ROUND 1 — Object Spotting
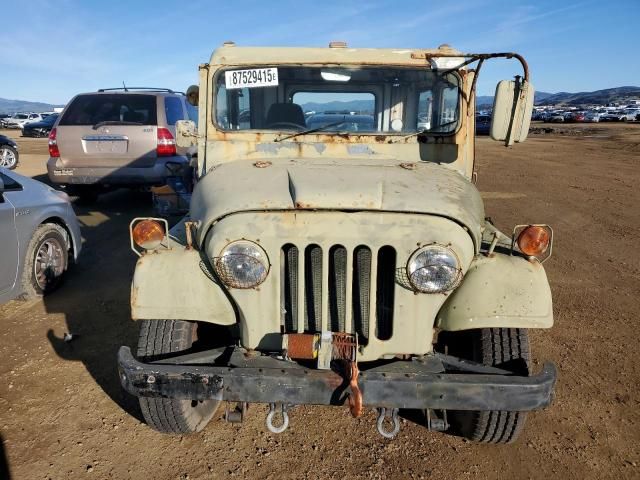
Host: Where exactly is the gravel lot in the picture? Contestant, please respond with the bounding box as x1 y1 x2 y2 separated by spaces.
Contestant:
0 123 639 479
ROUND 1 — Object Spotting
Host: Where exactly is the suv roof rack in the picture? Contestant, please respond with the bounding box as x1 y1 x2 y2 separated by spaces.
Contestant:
97 87 184 94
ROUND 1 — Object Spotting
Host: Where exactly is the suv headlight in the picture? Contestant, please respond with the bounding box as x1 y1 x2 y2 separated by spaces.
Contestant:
214 240 269 289
407 245 462 293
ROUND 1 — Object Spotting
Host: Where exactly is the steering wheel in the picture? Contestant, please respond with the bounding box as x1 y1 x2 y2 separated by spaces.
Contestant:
266 122 305 131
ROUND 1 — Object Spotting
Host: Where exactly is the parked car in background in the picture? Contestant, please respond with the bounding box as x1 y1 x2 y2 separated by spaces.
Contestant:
0 134 19 169
475 114 491 135
22 114 59 138
4 113 43 129
622 109 640 121
0 168 81 303
47 88 198 201
549 112 565 123
584 111 606 122
600 110 627 122
562 112 585 123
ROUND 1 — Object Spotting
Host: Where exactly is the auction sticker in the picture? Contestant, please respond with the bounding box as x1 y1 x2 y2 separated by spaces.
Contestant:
225 68 278 89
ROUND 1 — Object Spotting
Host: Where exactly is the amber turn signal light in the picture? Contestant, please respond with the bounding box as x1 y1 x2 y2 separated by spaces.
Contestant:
517 225 551 257
132 220 165 250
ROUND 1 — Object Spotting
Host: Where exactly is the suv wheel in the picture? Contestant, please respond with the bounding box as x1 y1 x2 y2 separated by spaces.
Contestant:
21 223 70 299
438 328 530 444
0 145 19 169
137 320 220 434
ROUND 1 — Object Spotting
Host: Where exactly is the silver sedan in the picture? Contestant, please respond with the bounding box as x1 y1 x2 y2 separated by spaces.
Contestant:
0 168 82 303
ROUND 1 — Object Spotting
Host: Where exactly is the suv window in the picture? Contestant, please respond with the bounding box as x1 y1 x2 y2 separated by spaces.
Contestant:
59 94 158 126
164 96 184 125
186 102 198 122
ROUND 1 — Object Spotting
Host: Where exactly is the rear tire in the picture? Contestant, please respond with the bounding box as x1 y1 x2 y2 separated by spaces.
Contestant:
439 328 530 444
137 320 220 434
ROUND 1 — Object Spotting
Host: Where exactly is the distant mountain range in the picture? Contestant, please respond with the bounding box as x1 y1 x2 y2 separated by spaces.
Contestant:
477 86 640 107
3 86 639 115
477 92 553 107
0 97 64 114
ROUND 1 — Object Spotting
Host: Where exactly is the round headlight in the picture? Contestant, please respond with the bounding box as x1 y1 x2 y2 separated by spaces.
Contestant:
407 245 461 293
214 240 269 289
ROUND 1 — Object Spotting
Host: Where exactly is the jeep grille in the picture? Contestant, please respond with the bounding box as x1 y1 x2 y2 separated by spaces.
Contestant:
281 244 396 344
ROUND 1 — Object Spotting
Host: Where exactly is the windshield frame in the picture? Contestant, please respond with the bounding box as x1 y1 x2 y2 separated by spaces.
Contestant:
210 64 463 138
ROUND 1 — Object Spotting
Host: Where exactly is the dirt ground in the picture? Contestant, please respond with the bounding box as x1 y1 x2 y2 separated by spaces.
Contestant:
0 123 639 480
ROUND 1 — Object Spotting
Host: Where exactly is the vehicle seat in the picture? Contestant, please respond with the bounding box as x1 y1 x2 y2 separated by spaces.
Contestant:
265 103 305 128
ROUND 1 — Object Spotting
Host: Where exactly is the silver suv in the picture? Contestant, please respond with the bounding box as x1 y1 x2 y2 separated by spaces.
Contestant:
47 88 197 201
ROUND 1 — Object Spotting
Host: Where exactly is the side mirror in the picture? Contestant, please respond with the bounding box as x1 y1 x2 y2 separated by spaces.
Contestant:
175 120 197 148
186 85 199 107
490 79 534 146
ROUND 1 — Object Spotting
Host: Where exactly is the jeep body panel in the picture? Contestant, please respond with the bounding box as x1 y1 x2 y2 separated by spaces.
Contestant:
130 219 235 324
436 254 554 331
190 158 484 249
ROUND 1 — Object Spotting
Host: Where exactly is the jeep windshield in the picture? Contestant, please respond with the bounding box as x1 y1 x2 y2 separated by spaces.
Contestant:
214 66 461 135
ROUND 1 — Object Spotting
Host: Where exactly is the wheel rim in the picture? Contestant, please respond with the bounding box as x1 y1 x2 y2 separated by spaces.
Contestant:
34 238 65 290
0 147 17 168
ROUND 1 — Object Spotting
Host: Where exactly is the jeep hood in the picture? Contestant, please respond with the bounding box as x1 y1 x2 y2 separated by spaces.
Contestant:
191 158 484 248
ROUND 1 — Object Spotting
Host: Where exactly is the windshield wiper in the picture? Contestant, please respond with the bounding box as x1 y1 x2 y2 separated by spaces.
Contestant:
92 120 144 130
274 119 349 142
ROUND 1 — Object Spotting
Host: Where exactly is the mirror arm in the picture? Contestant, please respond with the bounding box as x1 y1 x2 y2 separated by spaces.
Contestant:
468 58 485 117
426 52 529 83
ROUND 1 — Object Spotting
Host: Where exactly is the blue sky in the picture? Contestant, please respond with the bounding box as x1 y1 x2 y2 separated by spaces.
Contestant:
1 0 638 104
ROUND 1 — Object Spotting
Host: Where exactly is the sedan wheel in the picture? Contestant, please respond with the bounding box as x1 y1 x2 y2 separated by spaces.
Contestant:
0 145 18 169
20 223 70 298
34 238 66 291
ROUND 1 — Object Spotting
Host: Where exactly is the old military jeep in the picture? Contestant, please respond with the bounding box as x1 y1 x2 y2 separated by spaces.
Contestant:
118 43 556 443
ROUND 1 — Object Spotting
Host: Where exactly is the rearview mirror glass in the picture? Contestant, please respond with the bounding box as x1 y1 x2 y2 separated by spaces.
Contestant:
490 79 534 145
186 85 199 107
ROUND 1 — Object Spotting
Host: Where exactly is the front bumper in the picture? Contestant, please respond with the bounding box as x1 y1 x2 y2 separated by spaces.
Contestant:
118 346 556 411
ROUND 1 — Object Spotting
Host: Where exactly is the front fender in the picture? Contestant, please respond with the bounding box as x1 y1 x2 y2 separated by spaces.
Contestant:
131 248 236 325
436 253 553 330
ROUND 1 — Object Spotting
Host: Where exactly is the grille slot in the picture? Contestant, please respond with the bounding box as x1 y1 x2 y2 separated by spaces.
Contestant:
281 244 299 332
328 245 347 332
352 246 372 344
281 244 394 344
375 246 396 340
304 245 323 332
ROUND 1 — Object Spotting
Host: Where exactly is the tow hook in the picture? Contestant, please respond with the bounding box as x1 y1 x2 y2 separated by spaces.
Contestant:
376 407 400 439
266 403 290 434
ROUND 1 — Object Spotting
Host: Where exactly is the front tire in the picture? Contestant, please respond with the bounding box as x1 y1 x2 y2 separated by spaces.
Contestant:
20 223 70 299
438 328 530 444
137 320 220 434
